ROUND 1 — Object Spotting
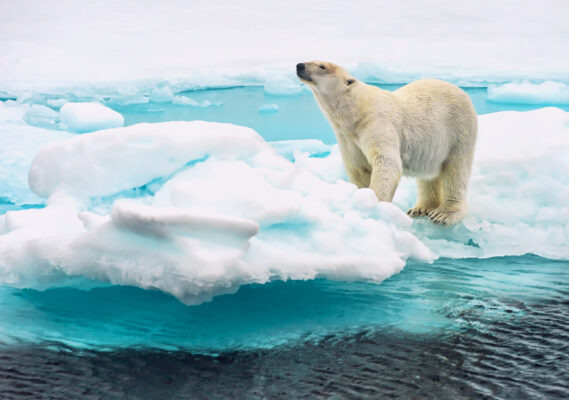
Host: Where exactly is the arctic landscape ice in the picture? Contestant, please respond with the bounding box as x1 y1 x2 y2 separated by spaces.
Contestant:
1 0 569 398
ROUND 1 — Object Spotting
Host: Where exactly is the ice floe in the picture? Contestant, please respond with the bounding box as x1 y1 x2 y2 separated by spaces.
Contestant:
2 114 431 303
1 1 568 99
1 102 568 304
60 102 124 132
258 104 279 114
488 81 569 105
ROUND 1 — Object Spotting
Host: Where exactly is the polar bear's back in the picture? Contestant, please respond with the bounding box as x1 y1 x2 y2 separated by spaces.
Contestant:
391 79 477 178
394 79 475 124
394 79 476 124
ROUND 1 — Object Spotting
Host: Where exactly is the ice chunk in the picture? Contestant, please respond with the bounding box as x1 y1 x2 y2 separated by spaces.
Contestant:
0 195 86 289
153 160 305 226
264 75 303 96
4 120 433 304
23 104 61 130
258 104 279 114
488 81 569 105
150 86 174 103
5 108 569 305
270 139 331 160
293 144 347 183
172 95 221 107
46 98 68 109
28 121 272 198
111 200 259 244
0 103 73 205
60 102 124 132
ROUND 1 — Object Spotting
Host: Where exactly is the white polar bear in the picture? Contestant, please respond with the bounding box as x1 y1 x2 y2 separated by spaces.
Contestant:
297 61 477 225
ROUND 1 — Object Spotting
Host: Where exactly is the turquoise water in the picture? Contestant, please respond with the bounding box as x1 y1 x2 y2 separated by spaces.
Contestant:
1 254 568 397
1 84 569 398
112 85 569 143
1 84 567 352
1 255 566 352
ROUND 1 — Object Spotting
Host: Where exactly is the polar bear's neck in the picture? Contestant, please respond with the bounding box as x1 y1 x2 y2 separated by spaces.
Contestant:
313 84 382 137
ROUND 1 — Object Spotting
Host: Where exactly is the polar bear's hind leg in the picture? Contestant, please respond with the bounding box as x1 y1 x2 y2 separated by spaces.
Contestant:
407 178 441 217
427 148 473 225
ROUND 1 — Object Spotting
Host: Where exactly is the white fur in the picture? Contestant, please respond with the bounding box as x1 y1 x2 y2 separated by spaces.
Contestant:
297 61 477 225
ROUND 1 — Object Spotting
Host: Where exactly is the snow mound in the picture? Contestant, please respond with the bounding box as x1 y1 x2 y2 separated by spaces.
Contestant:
28 121 269 198
1 120 433 304
60 102 124 132
3 107 569 304
488 81 569 105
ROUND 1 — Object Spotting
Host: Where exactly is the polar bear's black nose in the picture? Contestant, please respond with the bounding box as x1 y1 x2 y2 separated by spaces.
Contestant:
296 63 305 72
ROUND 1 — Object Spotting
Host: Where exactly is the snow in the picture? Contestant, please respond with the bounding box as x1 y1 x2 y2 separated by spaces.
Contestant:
2 106 569 304
2 116 433 304
270 139 331 160
1 0 568 98
399 108 569 260
0 102 73 205
59 102 124 132
488 81 569 105
28 121 269 198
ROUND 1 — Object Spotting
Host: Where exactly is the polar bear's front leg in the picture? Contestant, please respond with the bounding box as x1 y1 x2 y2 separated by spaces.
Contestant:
336 135 371 188
367 152 402 201
359 129 402 202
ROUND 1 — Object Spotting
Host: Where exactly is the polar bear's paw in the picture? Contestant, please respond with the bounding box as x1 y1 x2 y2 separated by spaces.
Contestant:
427 208 465 226
406 206 436 218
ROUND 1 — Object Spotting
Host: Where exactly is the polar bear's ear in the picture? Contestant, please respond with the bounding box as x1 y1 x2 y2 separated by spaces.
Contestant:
347 79 356 86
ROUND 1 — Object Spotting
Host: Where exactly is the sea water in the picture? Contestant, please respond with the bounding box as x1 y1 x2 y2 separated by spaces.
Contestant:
1 86 568 399
112 84 569 143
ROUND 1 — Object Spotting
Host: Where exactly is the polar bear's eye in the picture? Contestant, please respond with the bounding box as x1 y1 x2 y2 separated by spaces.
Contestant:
319 65 326 70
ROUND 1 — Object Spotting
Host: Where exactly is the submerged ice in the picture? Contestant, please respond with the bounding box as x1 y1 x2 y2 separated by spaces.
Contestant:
1 100 569 304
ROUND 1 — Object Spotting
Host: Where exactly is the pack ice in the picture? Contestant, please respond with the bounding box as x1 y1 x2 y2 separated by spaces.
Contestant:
1 115 432 304
1 104 569 304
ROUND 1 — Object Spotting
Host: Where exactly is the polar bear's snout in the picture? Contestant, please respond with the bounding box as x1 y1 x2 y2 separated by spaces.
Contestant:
296 62 312 82
296 64 309 80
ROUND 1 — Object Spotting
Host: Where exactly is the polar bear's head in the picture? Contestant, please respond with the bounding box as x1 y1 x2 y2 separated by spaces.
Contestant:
296 61 357 97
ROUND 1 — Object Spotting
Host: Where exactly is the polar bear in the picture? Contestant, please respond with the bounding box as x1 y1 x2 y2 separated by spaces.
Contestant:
297 61 477 225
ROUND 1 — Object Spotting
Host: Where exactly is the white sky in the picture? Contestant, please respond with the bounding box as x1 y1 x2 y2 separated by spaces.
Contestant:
1 0 568 89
